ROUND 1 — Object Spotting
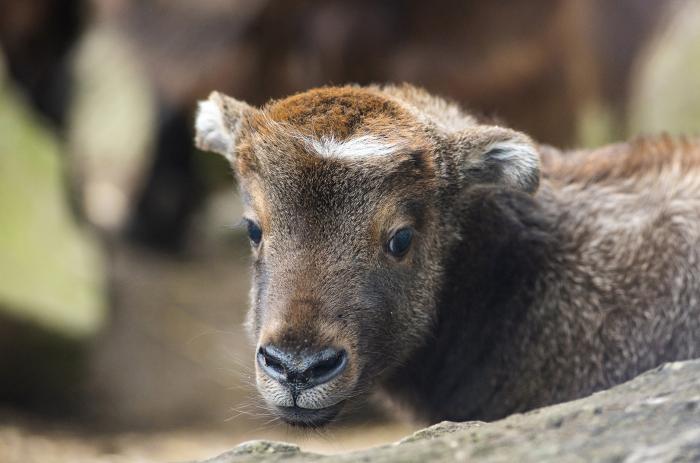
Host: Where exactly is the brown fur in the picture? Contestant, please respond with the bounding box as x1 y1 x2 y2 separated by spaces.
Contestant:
265 87 413 137
195 84 700 427
541 134 700 184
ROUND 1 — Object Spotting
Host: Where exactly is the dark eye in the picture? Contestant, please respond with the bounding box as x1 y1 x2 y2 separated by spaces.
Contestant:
245 219 262 246
387 228 413 258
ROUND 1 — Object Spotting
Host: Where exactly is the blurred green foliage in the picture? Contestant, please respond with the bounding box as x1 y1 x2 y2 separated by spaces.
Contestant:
0 84 106 339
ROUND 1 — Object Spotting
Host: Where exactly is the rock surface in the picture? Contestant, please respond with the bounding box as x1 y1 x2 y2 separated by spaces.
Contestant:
197 359 700 463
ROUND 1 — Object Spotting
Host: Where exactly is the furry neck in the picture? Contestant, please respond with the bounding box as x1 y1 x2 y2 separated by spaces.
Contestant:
381 185 556 422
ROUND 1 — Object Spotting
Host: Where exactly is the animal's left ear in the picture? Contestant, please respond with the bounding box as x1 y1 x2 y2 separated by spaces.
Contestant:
194 91 253 162
449 126 540 193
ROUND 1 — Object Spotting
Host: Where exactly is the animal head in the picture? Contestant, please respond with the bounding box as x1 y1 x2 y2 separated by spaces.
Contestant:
195 85 540 427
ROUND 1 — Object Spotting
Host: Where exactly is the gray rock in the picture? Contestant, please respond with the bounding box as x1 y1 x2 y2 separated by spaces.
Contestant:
197 359 700 463
397 421 484 444
201 441 310 463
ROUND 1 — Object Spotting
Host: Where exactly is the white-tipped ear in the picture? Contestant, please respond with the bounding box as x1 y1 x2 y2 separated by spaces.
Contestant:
452 126 540 193
194 92 251 161
482 137 540 193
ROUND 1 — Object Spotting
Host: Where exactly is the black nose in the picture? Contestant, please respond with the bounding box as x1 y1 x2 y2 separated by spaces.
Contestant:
257 345 347 389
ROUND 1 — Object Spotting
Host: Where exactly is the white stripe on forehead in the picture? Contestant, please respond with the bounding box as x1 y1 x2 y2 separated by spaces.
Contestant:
305 135 401 159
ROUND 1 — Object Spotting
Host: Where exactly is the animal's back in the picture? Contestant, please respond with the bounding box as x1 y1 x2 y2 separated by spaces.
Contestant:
514 136 700 409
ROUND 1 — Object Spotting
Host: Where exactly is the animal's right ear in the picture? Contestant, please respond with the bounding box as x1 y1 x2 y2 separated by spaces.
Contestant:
194 91 253 162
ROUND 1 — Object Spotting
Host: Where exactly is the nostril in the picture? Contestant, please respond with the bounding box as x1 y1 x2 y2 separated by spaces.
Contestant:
310 357 338 378
262 349 284 372
309 350 343 377
303 349 347 387
257 346 288 382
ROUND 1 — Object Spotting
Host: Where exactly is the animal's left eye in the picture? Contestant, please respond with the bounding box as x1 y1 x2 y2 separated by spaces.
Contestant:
387 228 414 258
245 219 262 246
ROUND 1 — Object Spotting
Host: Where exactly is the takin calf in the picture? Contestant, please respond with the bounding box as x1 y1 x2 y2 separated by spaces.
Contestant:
194 84 700 427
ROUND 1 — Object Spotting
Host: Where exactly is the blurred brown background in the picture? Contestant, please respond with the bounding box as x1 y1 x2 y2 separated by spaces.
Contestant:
1 0 699 461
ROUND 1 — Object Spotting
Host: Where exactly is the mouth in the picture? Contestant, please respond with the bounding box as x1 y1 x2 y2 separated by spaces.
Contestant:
274 402 344 427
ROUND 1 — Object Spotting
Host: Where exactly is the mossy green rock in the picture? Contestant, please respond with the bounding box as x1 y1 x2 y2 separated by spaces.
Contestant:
0 76 107 409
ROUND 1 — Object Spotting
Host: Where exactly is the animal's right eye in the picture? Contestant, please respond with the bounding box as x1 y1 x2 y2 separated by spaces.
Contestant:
245 219 262 246
387 227 414 258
